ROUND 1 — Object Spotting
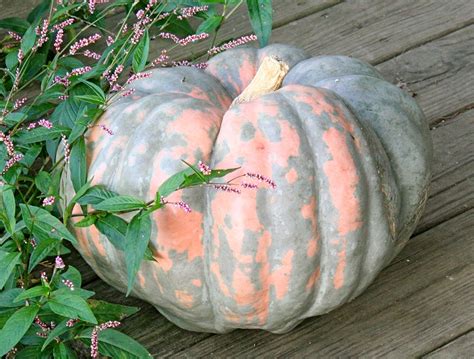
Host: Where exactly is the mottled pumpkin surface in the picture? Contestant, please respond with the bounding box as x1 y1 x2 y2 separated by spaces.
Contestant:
61 44 432 333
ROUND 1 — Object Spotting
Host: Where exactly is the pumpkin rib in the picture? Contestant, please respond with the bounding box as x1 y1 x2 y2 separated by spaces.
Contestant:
277 86 368 314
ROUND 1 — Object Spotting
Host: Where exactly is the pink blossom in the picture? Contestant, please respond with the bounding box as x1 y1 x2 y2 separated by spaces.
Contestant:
106 35 115 46
69 33 101 55
151 50 169 67
42 196 55 206
126 72 152 84
136 9 145 19
40 271 48 281
88 0 95 14
0 132 15 156
172 60 208 69
245 172 276 188
61 135 70 163
99 124 113 135
8 31 22 41
121 88 136 97
1 153 23 175
62 279 75 290
34 19 50 50
66 319 78 327
13 97 27 110
84 49 101 60
55 256 65 269
59 94 69 100
177 5 208 20
69 66 92 77
159 32 209 46
38 119 53 129
104 65 124 85
53 18 74 31
241 182 259 189
54 29 64 52
91 321 121 358
198 161 211 175
17 49 24 64
214 184 241 194
208 34 258 55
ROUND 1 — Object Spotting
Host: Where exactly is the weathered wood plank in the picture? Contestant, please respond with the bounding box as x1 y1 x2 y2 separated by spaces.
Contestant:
268 0 474 65
376 25 474 126
173 210 474 358
415 110 474 233
0 0 38 20
423 330 474 359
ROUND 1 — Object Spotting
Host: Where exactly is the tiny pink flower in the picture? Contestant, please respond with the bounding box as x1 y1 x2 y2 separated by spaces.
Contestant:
13 97 27 110
126 72 152 84
55 256 65 269
84 49 101 60
90 321 121 358
198 161 211 175
69 33 101 55
208 34 258 55
54 29 64 52
38 119 53 129
106 35 114 46
214 184 241 194
99 124 113 135
121 88 136 97
66 319 78 327
42 196 55 206
245 172 276 188
61 135 70 163
241 182 259 189
8 31 22 41
62 279 75 290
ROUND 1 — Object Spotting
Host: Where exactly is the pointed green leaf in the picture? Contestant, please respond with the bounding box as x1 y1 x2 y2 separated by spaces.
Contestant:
69 137 87 193
0 250 21 290
93 196 146 212
14 285 49 302
79 328 152 359
77 185 117 205
246 0 273 47
125 212 151 295
2 187 16 234
28 237 57 272
48 293 97 324
88 299 139 323
132 30 150 73
0 305 39 357
41 319 70 351
0 288 25 308
20 24 37 54
74 215 97 227
20 204 78 245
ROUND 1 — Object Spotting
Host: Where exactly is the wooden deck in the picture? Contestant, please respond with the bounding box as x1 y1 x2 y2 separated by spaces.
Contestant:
7 0 474 357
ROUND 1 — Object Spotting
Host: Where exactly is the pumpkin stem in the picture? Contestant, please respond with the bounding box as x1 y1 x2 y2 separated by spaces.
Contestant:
232 56 290 105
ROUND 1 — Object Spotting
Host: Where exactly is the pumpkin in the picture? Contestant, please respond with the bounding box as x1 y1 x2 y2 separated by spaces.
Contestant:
61 44 432 333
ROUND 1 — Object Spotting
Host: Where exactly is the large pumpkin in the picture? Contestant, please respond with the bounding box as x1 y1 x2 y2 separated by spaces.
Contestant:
61 44 432 333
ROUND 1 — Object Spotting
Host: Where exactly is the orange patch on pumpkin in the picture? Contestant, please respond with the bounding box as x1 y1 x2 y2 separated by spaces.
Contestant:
232 266 256 305
334 243 347 289
306 267 321 290
285 168 298 184
210 262 231 297
322 127 362 236
270 249 294 300
175 290 194 308
191 279 202 287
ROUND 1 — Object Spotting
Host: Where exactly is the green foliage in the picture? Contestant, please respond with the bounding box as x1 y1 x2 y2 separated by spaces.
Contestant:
0 0 271 356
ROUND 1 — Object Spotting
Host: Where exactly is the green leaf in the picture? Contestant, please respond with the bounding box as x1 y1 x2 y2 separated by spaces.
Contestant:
41 319 69 351
60 265 82 288
74 215 97 227
93 195 146 212
88 299 139 323
17 345 53 359
28 237 57 272
77 185 117 205
48 293 97 324
69 137 87 193
196 15 223 34
75 79 106 104
95 214 127 250
21 24 37 54
0 250 20 290
132 30 150 73
4 111 27 126
2 187 16 234
0 288 25 308
0 305 39 357
14 286 49 302
15 125 69 144
74 94 104 105
35 171 52 194
125 212 152 295
246 0 273 47
0 17 30 33
157 167 194 199
20 204 78 245
79 328 152 359
53 342 70 358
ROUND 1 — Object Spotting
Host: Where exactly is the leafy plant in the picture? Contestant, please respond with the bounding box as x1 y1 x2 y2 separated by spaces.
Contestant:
0 0 272 357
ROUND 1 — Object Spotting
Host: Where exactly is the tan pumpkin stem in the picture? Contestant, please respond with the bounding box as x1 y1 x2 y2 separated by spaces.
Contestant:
232 56 290 106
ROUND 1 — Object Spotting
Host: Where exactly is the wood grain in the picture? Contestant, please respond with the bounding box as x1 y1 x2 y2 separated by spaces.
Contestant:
423 330 474 359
